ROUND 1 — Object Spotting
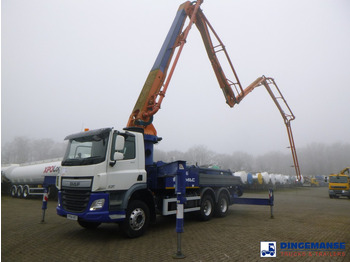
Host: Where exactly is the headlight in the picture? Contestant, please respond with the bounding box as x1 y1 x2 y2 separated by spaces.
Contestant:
90 199 105 211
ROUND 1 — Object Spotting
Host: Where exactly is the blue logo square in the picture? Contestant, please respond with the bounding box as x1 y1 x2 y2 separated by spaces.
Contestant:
260 241 277 257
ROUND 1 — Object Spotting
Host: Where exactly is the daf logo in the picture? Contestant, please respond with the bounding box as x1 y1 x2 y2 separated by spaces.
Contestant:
62 179 91 188
70 181 80 187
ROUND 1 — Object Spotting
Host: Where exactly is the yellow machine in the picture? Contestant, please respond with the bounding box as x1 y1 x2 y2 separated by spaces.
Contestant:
328 168 350 199
303 176 319 187
311 178 319 187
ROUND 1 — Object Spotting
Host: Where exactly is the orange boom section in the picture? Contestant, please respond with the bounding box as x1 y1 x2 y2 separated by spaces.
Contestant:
126 1 301 180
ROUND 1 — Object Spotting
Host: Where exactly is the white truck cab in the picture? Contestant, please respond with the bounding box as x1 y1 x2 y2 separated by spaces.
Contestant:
56 127 157 236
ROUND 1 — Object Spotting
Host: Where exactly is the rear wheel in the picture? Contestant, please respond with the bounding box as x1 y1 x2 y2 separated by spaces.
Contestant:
16 186 23 198
120 200 150 238
215 193 229 217
23 186 30 199
10 186 17 198
199 194 214 221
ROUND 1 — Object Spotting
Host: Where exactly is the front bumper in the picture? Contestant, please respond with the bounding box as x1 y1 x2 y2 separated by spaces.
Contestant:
329 189 350 197
56 191 126 223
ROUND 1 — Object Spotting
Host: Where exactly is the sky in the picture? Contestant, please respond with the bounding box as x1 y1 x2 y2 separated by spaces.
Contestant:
2 0 350 156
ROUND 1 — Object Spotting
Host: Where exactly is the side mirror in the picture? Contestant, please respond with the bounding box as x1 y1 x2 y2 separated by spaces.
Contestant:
115 135 125 151
110 135 125 167
114 152 124 161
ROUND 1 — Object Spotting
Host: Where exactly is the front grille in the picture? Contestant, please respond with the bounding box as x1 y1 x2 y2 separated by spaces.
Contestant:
61 177 93 213
62 189 91 213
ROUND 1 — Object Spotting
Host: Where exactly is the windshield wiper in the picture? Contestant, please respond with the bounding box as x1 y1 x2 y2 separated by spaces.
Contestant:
62 158 80 166
62 156 105 166
81 156 104 165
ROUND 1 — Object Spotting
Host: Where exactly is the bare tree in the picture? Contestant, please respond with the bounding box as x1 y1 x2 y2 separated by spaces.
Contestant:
1 137 66 164
3 136 349 178
184 145 215 166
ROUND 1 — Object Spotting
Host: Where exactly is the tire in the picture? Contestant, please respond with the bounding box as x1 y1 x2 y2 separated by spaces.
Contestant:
48 186 58 200
120 200 150 238
10 186 17 198
78 220 101 230
16 186 23 198
199 194 214 221
235 186 243 197
215 193 229 218
23 186 30 199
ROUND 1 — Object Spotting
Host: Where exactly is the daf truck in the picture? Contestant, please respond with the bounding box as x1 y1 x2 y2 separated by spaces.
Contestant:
56 1 301 237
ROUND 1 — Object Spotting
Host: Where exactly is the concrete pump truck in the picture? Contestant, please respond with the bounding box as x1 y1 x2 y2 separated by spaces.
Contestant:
56 1 301 238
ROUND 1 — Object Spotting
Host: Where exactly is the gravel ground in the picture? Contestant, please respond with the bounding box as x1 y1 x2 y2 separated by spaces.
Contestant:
2 186 349 261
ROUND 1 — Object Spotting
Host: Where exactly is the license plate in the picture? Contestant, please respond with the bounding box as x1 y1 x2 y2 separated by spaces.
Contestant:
67 214 78 221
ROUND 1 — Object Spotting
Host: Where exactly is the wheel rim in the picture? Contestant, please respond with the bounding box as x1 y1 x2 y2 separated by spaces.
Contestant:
17 187 22 197
11 187 16 197
203 200 212 216
220 198 228 213
129 208 145 231
23 188 28 198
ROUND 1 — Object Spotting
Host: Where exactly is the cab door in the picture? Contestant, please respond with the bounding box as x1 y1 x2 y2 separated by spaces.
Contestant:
107 132 146 191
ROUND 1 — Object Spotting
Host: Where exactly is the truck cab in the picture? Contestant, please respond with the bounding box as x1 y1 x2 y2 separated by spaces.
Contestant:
328 168 350 199
56 128 155 233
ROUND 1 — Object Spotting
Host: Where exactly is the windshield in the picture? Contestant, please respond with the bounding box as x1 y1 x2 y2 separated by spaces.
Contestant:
62 130 110 166
329 176 348 183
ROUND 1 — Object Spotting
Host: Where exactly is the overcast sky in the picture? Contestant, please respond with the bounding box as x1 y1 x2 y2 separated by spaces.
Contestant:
2 0 350 156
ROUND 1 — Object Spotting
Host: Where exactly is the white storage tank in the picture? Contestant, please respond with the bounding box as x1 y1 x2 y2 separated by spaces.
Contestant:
269 174 276 185
261 172 270 185
275 174 282 184
2 159 61 198
5 160 61 185
233 171 248 184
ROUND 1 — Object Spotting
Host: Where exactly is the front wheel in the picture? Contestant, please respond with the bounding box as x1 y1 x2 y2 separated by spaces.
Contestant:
120 200 150 238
